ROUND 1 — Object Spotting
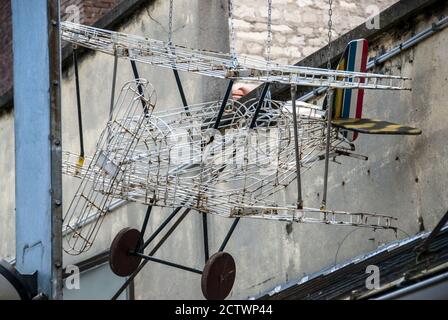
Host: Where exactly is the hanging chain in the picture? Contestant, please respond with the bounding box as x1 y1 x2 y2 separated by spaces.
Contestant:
228 0 237 64
266 0 273 63
327 0 333 70
168 0 174 45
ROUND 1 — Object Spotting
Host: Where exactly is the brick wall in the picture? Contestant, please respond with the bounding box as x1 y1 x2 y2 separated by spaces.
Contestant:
233 0 398 64
0 0 118 98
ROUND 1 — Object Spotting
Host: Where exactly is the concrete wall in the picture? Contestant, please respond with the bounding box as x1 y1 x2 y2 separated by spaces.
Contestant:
1 0 448 300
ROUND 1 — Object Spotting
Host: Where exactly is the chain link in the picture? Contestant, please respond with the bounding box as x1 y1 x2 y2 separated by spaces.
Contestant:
266 0 273 63
168 0 174 45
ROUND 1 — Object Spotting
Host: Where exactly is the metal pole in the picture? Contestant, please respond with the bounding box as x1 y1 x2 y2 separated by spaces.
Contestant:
12 0 62 299
291 85 303 209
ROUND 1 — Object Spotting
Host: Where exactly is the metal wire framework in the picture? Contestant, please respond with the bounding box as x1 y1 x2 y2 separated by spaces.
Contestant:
60 21 410 91
62 80 397 255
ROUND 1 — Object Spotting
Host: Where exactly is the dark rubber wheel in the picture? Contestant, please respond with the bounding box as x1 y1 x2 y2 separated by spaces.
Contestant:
201 252 236 300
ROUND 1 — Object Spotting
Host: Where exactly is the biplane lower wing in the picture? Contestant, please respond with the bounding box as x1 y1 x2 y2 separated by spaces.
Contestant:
332 118 422 135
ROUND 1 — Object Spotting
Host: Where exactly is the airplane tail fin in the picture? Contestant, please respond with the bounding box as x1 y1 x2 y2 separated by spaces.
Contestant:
328 39 422 138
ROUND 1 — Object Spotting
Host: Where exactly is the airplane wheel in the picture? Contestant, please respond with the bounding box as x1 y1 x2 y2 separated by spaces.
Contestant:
109 228 142 277
201 252 236 300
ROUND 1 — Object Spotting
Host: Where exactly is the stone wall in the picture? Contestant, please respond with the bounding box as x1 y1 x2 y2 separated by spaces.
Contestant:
233 0 398 64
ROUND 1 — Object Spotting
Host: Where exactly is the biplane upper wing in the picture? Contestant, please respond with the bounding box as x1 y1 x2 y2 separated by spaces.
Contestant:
332 118 422 135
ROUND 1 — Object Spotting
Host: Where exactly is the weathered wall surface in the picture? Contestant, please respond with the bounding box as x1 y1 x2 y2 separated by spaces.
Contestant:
233 0 398 64
1 0 448 300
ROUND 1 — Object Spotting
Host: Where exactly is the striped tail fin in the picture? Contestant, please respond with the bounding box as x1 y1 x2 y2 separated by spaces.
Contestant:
332 39 369 141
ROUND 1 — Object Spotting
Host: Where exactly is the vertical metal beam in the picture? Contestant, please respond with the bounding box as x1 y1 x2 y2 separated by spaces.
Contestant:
12 0 62 299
